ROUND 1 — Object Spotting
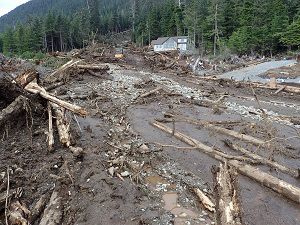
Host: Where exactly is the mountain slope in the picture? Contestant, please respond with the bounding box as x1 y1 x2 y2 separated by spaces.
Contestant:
0 0 130 33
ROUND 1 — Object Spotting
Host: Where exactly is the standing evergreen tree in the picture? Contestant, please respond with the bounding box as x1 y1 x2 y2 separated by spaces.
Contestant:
280 17 300 48
90 0 101 33
45 12 56 52
269 0 289 54
16 23 27 54
2 27 16 54
0 35 3 53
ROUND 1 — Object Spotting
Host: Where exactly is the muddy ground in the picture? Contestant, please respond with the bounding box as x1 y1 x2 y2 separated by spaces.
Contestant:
0 51 300 225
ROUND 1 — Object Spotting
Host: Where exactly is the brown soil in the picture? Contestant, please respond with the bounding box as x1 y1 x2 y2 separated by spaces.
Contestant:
261 62 300 79
0 48 300 225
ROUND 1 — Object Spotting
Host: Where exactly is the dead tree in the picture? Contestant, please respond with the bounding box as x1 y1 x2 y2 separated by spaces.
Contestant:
213 163 243 225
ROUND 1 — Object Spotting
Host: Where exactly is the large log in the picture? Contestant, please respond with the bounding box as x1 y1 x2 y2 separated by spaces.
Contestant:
164 113 265 146
0 96 28 127
51 103 71 147
44 59 82 82
15 69 39 88
25 82 88 117
213 163 242 225
39 190 63 225
224 139 299 178
151 121 300 204
47 102 54 151
77 64 110 71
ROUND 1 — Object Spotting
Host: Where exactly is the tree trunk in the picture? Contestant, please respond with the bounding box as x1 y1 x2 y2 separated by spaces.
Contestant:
213 162 242 225
51 34 54 53
39 190 63 225
151 121 300 204
213 3 218 56
0 96 28 127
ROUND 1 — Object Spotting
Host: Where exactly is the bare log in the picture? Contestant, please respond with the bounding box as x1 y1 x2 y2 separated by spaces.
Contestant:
15 69 38 88
165 113 265 146
51 103 71 147
31 194 50 223
274 85 286 94
47 102 54 152
224 140 299 178
213 162 242 225
140 87 163 98
25 82 88 117
39 190 63 225
77 64 110 71
0 96 28 127
193 188 215 212
151 121 300 204
45 59 82 82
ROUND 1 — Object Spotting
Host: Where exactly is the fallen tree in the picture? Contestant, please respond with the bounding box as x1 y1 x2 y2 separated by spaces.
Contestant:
213 162 242 225
224 139 299 178
39 190 63 225
25 82 88 117
164 113 265 146
51 103 71 147
0 96 28 127
151 121 300 204
15 69 39 88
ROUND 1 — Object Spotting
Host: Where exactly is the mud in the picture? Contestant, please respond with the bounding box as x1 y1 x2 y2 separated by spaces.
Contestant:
0 51 299 225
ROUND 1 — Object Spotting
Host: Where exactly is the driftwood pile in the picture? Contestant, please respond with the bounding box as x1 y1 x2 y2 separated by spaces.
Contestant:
0 58 112 153
0 58 112 224
144 51 190 74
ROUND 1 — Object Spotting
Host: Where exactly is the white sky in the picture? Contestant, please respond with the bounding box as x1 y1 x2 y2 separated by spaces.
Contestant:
0 0 30 17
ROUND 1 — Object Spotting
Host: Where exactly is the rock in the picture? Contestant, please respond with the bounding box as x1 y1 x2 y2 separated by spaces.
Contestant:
108 167 116 176
179 212 188 218
139 144 150 153
121 171 130 177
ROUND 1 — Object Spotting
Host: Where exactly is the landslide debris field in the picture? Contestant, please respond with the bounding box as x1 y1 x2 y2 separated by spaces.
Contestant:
0 45 300 225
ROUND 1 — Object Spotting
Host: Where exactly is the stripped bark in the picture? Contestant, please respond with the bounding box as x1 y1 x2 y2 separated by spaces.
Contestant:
39 190 63 225
213 163 243 225
25 82 88 116
47 102 54 152
151 121 300 204
15 69 39 88
224 139 299 178
193 188 215 212
45 59 82 82
51 103 71 147
77 64 110 71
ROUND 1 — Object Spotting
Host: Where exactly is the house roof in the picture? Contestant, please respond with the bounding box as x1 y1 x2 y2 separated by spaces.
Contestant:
151 36 188 45
151 37 169 45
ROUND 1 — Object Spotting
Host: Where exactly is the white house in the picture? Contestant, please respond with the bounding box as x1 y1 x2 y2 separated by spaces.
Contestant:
151 36 189 52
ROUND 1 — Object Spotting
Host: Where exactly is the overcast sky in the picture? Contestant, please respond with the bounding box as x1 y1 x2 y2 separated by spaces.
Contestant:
0 0 30 17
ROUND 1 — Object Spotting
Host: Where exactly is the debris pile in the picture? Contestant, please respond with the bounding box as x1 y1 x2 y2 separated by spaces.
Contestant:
0 45 299 225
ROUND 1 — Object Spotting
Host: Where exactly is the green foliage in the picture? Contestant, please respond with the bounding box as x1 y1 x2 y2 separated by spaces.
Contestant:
0 35 3 52
20 51 35 59
280 18 300 47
